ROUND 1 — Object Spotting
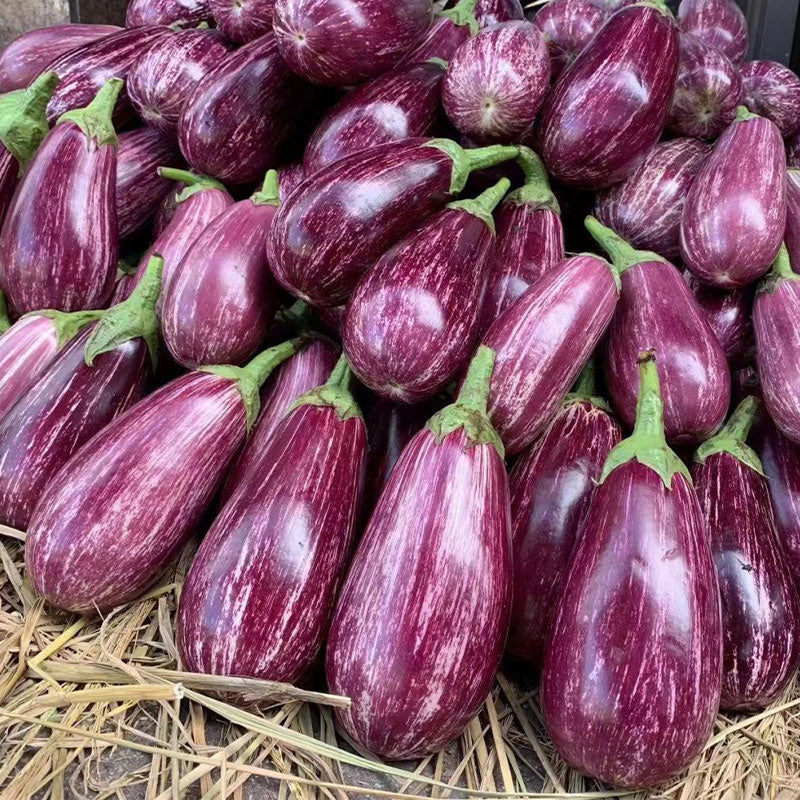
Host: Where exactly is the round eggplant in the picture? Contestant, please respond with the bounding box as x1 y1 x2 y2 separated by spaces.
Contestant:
741 60 800 138
126 0 213 26
677 0 747 64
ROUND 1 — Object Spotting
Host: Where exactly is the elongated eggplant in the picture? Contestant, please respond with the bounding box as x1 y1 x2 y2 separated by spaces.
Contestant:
327 347 511 759
268 138 520 308
126 0 213 27
588 217 729 443
0 80 123 316
678 0 747 64
303 61 446 175
741 60 800 139
681 106 786 288
786 169 800 271
474 0 524 27
442 21 550 145
693 396 800 711
25 337 304 613
536 1 679 190
209 0 274 42
397 0 479 65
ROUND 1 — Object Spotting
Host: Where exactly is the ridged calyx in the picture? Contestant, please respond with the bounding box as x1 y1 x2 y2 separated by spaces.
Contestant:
425 138 520 194
293 353 362 421
57 78 123 148
694 395 764 476
0 71 59 169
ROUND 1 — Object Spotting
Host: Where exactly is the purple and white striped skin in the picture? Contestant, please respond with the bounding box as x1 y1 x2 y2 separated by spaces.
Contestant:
441 22 550 145
693 396 800 711
110 264 139 305
343 178 508 403
541 352 722 789
594 138 709 261
126 0 213 27
178 357 367 682
0 80 123 317
277 162 306 202
327 347 512 760
785 169 800 271
303 61 446 176
482 253 619 455
536 1 679 190
209 0 275 42
268 138 520 308
152 185 182 237
162 171 283 368
271 0 433 87
680 106 787 289
127 27 232 137
25 337 303 613
677 0 747 63
396 0 478 66
667 34 742 140
741 60 800 139
588 217 730 444
507 365 621 667
473 0 524 27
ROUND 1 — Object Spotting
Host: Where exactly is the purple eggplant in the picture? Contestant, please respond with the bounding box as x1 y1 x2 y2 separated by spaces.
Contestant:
153 185 182 237
588 217 730 443
303 61 446 176
741 60 800 139
473 0 524 27
397 0 479 66
441 21 550 145
681 106 786 288
178 356 366 682
507 364 621 666
343 178 508 402
0 258 163 530
277 162 306 201
110 261 139 305
541 351 721 789
786 169 800 271
0 80 123 316
327 346 511 759
787 133 800 167
693 396 800 711
128 26 232 137
268 138 520 308
272 0 432 87
25 337 304 613
536 1 679 190
594 138 708 261
162 171 283 368
678 0 747 64
209 0 274 42
126 0 213 27
668 33 741 140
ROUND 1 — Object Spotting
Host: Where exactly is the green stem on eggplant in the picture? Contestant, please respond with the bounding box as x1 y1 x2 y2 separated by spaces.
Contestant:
57 77 123 147
694 396 765 475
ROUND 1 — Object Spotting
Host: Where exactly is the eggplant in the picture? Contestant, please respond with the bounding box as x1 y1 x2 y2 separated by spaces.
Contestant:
507 364 621 666
0 293 8 334
209 0 275 42
588 217 730 444
441 21 550 145
0 258 163 530
482 252 619 455
536 1 679 190
277 162 306 201
303 61 446 175
788 133 800 168
473 0 524 27
677 0 747 64
271 0 432 87
741 60 800 139
396 0 479 66
343 178 508 402
693 396 800 711
162 171 283 368
126 0 213 27
268 138 520 308
594 138 708 261
128 26 232 137
110 262 140 305
681 106 786 289
667 33 741 140
541 351 721 789
178 356 367 682
0 80 123 316
786 169 800 271
153 184 182 237
25 337 304 613
326 346 512 759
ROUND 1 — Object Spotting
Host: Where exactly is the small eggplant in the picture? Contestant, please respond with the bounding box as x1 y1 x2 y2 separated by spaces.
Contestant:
327 346 512 759
741 60 800 139
209 0 274 42
126 0 213 27
397 0 479 66
473 0 524 27
785 169 800 270
681 106 786 289
677 0 747 64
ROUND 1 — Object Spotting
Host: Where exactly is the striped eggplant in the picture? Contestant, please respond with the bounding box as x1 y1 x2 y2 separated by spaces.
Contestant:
474 0 524 27
153 185 182 237
209 0 274 42
507 364 621 666
126 0 213 26
588 217 730 443
0 80 123 317
677 0 747 63
693 396 800 711
541 351 721 789
741 60 800 138
277 162 306 201
668 33 741 139
25 337 304 613
162 171 283 368
482 252 619 455
303 61 446 175
271 0 432 87
681 106 786 288
536 1 679 190
268 138 520 308
788 133 800 167
785 169 800 270
110 261 139 305
441 21 550 145
128 26 232 137
594 138 708 261
0 258 162 530
178 356 367 682
343 178 508 403
396 0 479 65
326 346 512 759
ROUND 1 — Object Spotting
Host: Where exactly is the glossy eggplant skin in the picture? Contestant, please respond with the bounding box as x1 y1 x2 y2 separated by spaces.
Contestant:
0 149 17 231
677 0 747 63
474 0 524 27
209 0 275 42
126 0 213 27
536 3 679 190
396 5 475 66
785 169 800 272
741 60 800 139
277 162 306 201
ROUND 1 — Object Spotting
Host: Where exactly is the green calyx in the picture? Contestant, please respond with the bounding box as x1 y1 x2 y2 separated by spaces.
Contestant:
57 78 123 148
447 177 510 234
426 57 449 70
31 308 103 349
251 169 280 206
84 254 164 368
506 147 560 212
425 138 520 194
759 242 800 295
585 215 665 280
735 104 759 122
694 395 764 475
0 291 9 334
564 359 611 412
438 0 479 34
274 299 313 331
427 345 505 458
158 167 228 205
599 351 692 489
633 0 673 16
0 71 59 170
293 353 362 421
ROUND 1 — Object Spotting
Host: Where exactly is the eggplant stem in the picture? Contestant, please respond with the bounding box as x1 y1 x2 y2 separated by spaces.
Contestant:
736 104 758 122
447 177 510 232
57 78 123 147
251 169 280 206
242 338 308 388
0 291 9 334
35 308 103 350
585 215 665 273
456 345 494 415
292 353 362 421
0 70 59 169
572 359 597 398
426 139 519 194
439 0 479 34
694 396 765 474
325 353 352 391
758 243 800 294
507 147 560 212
